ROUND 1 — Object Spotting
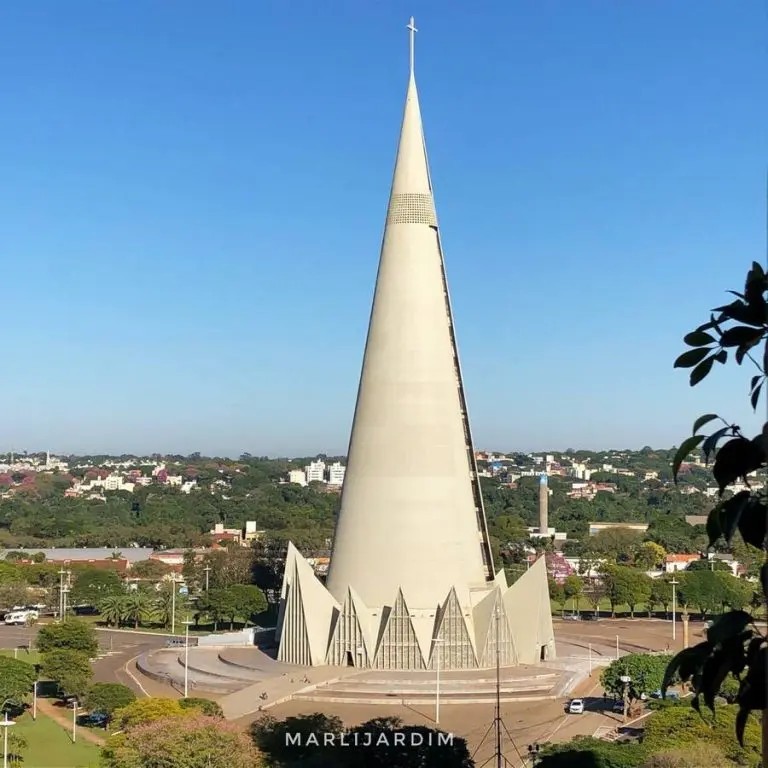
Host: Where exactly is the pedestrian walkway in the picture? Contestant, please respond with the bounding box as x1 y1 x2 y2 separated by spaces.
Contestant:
36 699 106 747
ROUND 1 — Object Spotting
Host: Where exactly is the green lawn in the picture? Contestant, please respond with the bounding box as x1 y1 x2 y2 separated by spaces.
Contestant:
0 648 41 665
12 712 101 767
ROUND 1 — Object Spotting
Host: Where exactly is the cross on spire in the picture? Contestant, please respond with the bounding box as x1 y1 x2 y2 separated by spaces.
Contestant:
406 16 417 74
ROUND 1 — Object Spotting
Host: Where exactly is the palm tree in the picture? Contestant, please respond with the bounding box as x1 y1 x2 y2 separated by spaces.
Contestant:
123 591 155 629
98 595 126 627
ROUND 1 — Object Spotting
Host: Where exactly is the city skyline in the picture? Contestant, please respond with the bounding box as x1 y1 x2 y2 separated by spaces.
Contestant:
2 1 766 456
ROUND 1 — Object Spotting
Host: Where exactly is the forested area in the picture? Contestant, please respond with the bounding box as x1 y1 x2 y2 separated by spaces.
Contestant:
0 453 723 557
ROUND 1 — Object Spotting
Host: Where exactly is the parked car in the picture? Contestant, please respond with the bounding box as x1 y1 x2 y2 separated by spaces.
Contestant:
165 638 187 648
77 711 109 728
568 699 585 714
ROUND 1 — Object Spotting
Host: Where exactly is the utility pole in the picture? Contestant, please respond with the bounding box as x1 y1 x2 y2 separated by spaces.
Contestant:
171 577 177 635
434 638 444 725
0 712 13 768
670 578 679 642
57 568 67 620
204 565 211 592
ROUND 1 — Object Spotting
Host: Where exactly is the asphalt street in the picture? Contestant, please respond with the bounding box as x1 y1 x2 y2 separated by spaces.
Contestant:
0 624 169 696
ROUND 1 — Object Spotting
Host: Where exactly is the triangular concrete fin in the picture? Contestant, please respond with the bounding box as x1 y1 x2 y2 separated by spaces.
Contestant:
275 541 300 640
502 555 555 664
277 559 311 665
326 586 373 667
373 589 426 670
493 568 508 590
477 588 517 667
293 550 339 665
429 586 478 669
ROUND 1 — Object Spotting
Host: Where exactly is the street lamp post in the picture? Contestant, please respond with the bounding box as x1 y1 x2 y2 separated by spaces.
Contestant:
183 617 194 698
670 578 679 642
72 700 77 743
527 743 541 767
204 565 211 592
32 680 37 720
0 712 14 768
433 638 444 725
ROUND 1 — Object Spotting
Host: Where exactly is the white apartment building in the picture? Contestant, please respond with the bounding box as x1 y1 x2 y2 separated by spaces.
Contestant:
328 462 346 485
305 460 326 483
288 469 308 486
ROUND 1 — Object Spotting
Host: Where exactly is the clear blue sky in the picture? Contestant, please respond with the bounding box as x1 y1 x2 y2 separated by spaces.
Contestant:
1 1 766 457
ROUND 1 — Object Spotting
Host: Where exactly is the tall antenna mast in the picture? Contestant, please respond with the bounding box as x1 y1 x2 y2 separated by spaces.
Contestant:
472 602 522 768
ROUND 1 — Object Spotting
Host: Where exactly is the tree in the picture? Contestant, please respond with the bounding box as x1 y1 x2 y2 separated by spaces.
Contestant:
634 542 666 571
83 683 136 715
548 578 564 610
585 582 607 617
677 570 723 619
667 261 768 761
98 595 126 627
562 575 584 616
643 703 761 766
36 619 99 657
251 713 344 766
70 567 124 606
112 697 185 730
178 698 223 717
601 653 673 709
686 559 730 572
649 579 673 617
40 649 93 698
226 584 267 625
198 588 237 631
122 591 155 629
538 736 643 768
590 528 644 563
602 566 651 618
0 583 30 611
0 657 36 707
129 559 172 580
102 713 262 768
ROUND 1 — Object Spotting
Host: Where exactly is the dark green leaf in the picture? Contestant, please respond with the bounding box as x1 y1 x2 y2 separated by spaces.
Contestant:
690 356 715 386
737 649 766 712
672 435 704 481
727 290 747 300
735 706 749 746
683 331 716 347
713 349 727 364
706 610 752 646
737 500 767 549
712 437 765 494
701 651 732 712
750 383 762 410
720 326 764 347
674 348 710 369
745 637 764 668
664 643 712 692
749 376 763 411
712 302 764 328
692 413 720 434
701 427 732 463
706 509 721 547
713 491 751 543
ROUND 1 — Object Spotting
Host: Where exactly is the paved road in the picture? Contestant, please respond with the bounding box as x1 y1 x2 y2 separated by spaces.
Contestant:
91 630 168 695
0 624 171 697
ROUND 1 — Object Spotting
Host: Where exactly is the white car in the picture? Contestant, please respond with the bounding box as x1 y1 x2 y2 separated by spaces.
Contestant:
568 699 585 714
